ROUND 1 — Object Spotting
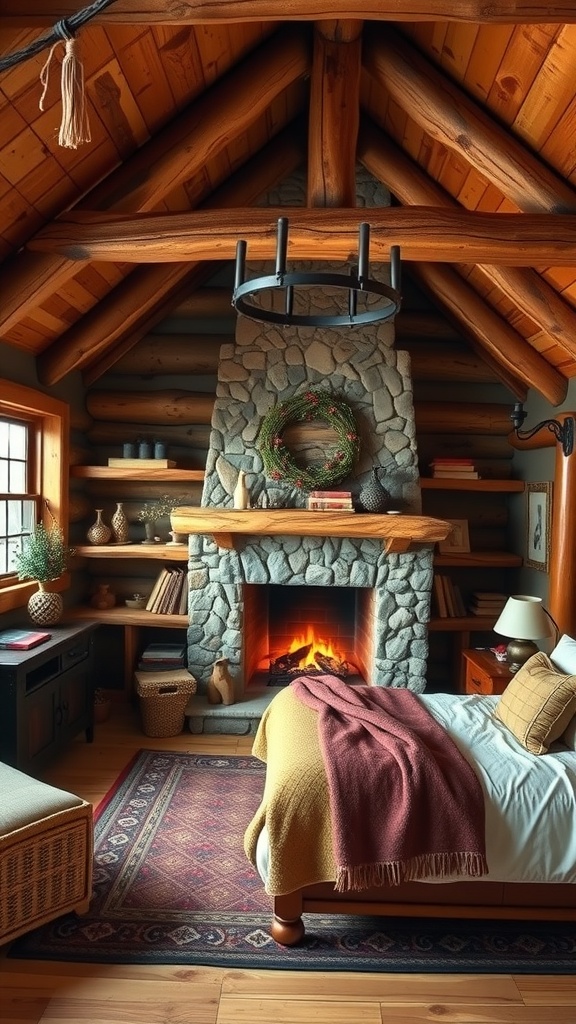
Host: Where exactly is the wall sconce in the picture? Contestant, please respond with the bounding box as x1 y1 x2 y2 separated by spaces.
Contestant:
493 595 557 673
231 217 401 328
510 402 574 456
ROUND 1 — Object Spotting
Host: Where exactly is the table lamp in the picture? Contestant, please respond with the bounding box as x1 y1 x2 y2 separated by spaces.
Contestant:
493 595 554 673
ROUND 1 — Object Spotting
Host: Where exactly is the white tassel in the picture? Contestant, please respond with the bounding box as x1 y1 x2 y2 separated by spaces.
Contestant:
38 35 91 148
59 37 91 149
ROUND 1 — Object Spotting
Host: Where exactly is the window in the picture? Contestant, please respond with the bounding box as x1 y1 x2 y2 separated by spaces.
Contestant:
0 380 69 614
0 417 38 577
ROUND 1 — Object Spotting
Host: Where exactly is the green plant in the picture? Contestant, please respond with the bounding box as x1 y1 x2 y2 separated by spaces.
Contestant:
13 523 75 583
137 495 187 523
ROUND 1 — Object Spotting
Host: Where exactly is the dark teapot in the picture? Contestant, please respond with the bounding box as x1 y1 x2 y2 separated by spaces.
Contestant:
358 468 390 513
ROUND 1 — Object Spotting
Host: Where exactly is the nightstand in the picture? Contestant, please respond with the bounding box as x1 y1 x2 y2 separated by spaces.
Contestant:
461 649 514 696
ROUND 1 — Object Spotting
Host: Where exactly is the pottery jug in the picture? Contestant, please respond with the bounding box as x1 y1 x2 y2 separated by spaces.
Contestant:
90 583 116 610
358 469 390 514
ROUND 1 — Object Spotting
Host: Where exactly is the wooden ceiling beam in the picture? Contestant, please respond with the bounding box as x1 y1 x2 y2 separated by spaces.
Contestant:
0 24 310 336
307 21 362 207
36 125 305 387
364 26 576 214
358 121 576 359
5 1 576 25
29 207 576 265
412 262 567 405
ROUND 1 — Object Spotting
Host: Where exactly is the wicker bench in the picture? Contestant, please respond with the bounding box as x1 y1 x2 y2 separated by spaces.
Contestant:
0 763 93 946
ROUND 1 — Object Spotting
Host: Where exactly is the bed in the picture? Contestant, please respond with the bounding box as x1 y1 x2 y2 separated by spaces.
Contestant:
244 666 576 945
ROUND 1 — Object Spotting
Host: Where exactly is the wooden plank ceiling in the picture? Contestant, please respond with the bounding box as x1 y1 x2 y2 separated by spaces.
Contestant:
1 2 576 402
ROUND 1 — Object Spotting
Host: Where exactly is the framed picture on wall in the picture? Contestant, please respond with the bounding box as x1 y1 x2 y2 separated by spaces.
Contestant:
526 481 552 572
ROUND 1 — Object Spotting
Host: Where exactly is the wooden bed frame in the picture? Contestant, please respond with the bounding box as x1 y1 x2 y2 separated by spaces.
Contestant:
271 879 576 945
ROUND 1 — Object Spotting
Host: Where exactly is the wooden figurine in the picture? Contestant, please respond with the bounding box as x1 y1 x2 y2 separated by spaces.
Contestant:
207 657 235 705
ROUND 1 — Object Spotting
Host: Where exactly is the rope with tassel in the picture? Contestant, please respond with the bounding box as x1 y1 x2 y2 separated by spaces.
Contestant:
1 0 118 148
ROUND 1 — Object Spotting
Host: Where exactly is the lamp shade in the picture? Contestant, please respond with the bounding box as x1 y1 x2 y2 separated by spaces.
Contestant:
493 595 553 641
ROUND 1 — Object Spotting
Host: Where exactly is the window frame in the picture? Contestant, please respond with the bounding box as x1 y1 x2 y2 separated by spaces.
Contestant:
0 379 69 614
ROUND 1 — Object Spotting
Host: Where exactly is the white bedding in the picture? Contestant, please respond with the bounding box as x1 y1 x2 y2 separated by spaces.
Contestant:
256 692 576 886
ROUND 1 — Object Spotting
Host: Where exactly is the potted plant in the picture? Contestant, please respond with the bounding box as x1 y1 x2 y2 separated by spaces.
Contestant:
137 495 187 544
13 521 75 625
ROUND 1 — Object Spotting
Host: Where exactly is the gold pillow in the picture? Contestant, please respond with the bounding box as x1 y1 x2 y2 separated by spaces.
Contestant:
493 651 576 755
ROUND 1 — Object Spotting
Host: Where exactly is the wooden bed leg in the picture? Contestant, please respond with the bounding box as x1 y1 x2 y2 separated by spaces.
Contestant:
271 913 305 945
272 891 305 945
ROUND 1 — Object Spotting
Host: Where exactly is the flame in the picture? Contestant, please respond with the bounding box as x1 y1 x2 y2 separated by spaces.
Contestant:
288 623 341 667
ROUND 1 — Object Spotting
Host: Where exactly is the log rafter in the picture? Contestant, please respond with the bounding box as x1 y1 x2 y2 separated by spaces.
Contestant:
307 20 362 207
358 121 576 359
28 207 576 265
4 1 576 25
363 26 576 215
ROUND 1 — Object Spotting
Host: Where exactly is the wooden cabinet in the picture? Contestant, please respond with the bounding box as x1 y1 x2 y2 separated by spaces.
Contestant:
0 622 98 774
461 648 513 696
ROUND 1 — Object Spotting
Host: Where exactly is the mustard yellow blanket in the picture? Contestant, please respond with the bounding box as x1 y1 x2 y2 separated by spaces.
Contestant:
244 685 338 895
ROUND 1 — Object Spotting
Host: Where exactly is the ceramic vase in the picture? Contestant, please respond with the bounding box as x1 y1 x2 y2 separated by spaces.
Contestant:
28 582 63 625
111 501 129 544
233 469 249 509
87 509 112 545
358 469 390 513
90 583 116 610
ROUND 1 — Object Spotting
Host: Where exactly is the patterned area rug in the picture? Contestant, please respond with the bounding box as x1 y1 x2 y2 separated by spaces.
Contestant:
10 750 576 972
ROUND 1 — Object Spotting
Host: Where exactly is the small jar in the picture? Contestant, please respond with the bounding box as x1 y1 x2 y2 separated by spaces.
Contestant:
123 442 137 458
154 440 167 459
138 439 153 459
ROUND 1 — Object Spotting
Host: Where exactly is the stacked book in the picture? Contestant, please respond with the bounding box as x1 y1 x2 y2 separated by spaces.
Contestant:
307 490 354 511
138 642 187 672
430 458 479 479
433 574 467 618
468 591 508 618
145 567 188 615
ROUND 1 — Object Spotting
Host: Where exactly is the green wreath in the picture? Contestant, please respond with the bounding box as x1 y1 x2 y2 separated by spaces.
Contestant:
257 390 360 490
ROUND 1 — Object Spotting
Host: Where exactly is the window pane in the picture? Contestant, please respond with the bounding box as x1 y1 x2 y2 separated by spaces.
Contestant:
9 422 27 460
9 461 26 493
0 460 6 491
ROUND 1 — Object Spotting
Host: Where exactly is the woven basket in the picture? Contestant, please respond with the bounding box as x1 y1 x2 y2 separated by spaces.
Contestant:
135 669 197 737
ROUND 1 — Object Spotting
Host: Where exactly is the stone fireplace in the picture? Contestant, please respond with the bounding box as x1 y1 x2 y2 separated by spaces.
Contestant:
176 296 441 700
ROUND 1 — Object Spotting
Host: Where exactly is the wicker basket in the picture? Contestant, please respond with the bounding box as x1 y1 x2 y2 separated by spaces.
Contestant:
135 669 197 737
0 801 93 946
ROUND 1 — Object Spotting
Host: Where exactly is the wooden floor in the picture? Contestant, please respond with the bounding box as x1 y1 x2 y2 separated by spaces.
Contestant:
1 704 575 1024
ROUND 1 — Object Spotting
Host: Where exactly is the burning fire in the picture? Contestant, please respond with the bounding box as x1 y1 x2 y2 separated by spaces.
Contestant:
289 624 342 667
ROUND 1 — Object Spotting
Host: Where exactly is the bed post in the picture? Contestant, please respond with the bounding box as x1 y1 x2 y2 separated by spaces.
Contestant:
272 891 306 945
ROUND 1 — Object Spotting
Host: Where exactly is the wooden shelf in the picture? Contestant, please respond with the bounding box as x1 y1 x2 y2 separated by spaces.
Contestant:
170 507 452 552
420 478 524 492
434 551 522 568
70 466 205 482
75 544 188 560
68 607 187 628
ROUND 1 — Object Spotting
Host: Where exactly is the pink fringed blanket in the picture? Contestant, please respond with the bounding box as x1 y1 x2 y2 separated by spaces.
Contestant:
291 675 488 892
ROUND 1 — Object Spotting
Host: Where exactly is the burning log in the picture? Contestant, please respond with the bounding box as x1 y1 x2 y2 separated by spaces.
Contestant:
270 644 312 676
314 652 352 677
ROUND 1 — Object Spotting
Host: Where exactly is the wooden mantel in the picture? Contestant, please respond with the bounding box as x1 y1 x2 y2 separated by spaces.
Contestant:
170 507 452 553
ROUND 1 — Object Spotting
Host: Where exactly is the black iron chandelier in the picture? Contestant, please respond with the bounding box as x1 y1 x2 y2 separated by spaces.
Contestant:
511 402 574 457
231 216 401 328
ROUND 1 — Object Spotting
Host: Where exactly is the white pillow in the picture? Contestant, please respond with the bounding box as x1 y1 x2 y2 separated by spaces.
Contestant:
562 715 576 750
550 634 576 675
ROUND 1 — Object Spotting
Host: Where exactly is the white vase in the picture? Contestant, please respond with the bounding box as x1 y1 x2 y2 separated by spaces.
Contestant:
233 470 249 509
